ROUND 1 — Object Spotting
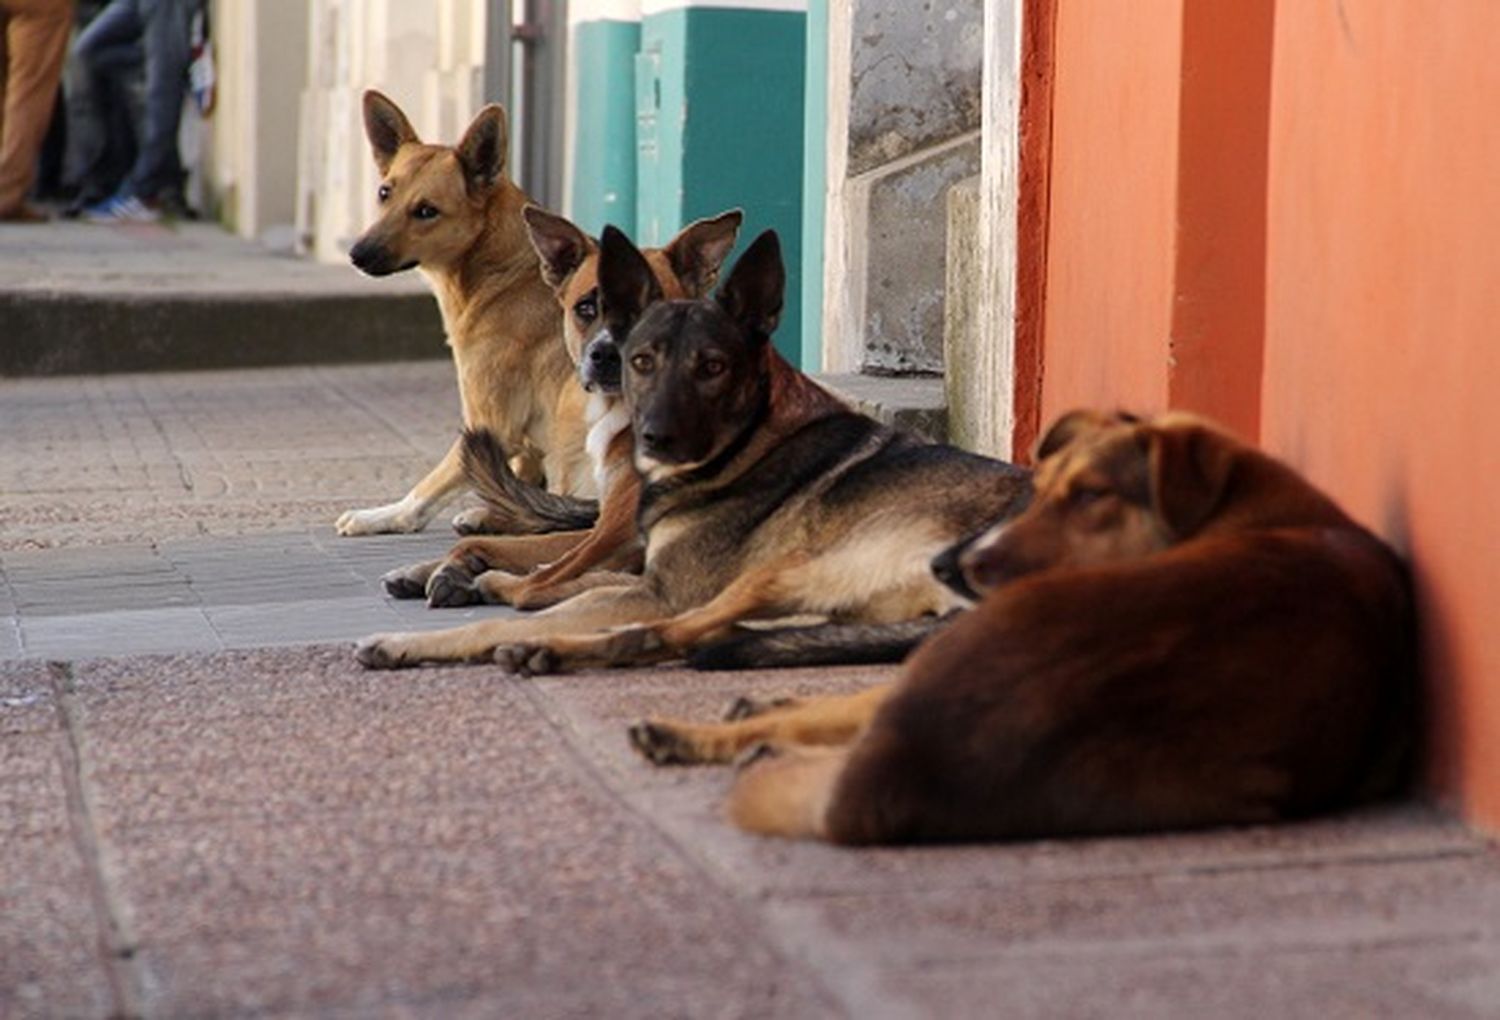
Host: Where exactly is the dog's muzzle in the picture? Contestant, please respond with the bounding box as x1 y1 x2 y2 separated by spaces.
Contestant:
930 542 982 604
348 238 414 277
579 330 623 394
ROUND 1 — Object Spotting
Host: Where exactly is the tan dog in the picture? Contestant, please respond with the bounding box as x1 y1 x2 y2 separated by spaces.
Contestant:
637 412 1415 846
380 206 744 609
337 90 589 536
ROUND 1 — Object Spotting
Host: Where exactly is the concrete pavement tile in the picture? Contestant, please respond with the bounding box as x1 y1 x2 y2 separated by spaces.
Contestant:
531 668 1490 897
203 596 498 649
772 855 1500 962
20 607 223 660
0 618 22 660
63 648 836 1017
878 937 1500 1020
0 833 115 1020
0 771 71 838
1 542 166 578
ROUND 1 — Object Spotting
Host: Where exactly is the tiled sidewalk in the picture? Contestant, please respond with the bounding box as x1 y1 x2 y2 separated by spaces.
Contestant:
0 529 515 661
3 365 1500 1018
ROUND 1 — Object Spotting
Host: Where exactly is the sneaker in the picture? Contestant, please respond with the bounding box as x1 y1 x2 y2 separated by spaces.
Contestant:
82 194 161 224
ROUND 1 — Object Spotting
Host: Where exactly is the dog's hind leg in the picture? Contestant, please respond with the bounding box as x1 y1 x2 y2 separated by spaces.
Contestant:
726 746 848 839
627 683 894 765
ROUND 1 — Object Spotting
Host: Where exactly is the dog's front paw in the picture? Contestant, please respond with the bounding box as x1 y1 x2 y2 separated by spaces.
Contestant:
426 565 482 609
355 634 412 669
451 507 498 535
494 643 562 677
337 502 424 536
628 720 702 766
382 564 429 599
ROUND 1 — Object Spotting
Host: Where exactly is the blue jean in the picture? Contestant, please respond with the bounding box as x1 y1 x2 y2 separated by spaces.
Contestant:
72 0 196 200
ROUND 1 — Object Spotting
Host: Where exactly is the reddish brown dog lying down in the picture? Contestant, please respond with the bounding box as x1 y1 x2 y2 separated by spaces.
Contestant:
666 411 1416 844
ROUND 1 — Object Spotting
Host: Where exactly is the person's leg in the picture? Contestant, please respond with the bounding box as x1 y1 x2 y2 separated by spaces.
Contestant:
121 0 190 201
72 0 140 72
0 0 75 216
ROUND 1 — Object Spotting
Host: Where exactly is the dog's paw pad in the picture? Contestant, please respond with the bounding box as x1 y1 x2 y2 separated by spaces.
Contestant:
382 568 427 599
451 508 494 536
628 721 696 766
494 644 560 676
426 570 480 609
355 636 402 669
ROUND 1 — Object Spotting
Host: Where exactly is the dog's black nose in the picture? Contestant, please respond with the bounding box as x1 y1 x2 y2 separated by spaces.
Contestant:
589 345 613 364
349 241 378 272
930 544 981 602
640 430 674 452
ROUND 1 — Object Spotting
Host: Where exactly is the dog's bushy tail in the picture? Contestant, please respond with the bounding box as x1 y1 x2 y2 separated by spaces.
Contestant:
688 613 962 671
461 428 599 534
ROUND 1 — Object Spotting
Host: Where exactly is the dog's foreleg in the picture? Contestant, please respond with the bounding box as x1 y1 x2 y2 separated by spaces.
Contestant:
337 437 467 536
356 581 668 669
628 683 894 765
478 567 643 611
725 746 847 840
486 482 644 608
425 531 589 608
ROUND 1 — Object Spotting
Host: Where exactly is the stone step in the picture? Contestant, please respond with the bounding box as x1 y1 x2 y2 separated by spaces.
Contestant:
0 221 444 377
816 372 948 442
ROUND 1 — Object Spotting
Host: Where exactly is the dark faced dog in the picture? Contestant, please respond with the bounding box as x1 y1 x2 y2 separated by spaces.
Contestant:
645 411 1414 843
378 208 743 610
353 228 1030 671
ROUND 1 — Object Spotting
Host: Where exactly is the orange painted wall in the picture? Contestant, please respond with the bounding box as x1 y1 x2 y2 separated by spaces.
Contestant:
1039 0 1180 420
1260 1 1500 827
1039 0 1272 440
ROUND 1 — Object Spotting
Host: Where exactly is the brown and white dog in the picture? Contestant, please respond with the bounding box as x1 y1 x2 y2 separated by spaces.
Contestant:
636 411 1416 845
379 206 744 609
338 90 589 536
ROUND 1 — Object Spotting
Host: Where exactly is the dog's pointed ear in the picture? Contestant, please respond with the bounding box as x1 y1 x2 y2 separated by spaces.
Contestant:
715 230 784 340
523 205 594 288
599 225 662 338
363 90 419 175
456 104 509 193
1035 409 1142 461
1147 421 1237 540
662 209 743 297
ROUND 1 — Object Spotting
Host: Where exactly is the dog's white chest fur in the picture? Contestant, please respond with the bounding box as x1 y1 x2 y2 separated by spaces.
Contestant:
585 394 631 492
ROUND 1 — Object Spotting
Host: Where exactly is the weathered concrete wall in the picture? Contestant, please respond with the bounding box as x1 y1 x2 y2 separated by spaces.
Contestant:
294 0 489 264
206 0 309 247
846 0 984 176
823 0 983 374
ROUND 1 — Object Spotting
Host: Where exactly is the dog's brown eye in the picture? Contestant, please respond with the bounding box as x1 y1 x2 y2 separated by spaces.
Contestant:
630 353 655 374
1069 486 1108 508
377 184 391 203
574 298 598 323
412 202 440 221
698 358 727 379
